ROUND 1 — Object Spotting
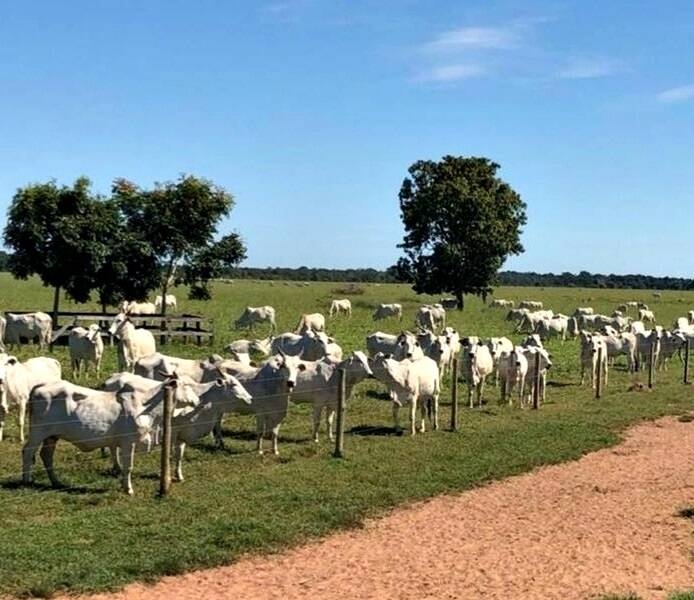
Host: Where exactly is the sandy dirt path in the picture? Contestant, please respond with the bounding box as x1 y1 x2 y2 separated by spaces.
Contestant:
74 417 694 600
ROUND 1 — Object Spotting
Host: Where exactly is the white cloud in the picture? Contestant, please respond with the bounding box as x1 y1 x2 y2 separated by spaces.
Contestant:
657 83 694 103
415 64 485 83
423 26 520 53
557 57 624 79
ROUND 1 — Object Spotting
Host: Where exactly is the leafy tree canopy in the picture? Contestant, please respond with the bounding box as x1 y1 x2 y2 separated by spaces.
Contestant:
397 155 527 308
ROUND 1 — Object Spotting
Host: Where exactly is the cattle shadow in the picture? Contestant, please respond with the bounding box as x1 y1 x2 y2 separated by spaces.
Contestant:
349 424 402 437
546 381 573 388
0 479 108 495
365 390 391 401
218 428 313 445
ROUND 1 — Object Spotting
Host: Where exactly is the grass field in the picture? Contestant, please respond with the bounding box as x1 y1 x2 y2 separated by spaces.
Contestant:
1 273 694 597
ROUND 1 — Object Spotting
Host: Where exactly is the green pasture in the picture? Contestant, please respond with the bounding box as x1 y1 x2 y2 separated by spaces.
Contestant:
1 273 693 597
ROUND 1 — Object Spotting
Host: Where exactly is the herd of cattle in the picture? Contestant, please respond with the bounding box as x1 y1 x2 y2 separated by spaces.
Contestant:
0 294 691 496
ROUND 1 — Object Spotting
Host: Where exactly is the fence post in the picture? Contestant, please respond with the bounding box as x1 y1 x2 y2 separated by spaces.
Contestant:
684 339 690 384
648 341 656 389
159 384 174 497
595 345 603 400
450 358 459 431
532 351 541 410
333 368 346 458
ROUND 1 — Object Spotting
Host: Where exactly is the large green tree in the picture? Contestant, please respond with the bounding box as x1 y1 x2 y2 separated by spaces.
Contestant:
397 155 527 309
3 177 114 321
112 175 246 314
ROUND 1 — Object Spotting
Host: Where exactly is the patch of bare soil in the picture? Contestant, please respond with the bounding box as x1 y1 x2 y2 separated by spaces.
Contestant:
71 417 694 600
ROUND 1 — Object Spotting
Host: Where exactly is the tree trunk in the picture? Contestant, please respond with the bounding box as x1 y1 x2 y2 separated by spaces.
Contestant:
52 286 60 328
160 257 177 319
455 291 464 311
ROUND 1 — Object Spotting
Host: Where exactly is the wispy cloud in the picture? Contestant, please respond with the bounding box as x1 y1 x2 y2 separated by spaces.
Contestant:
557 57 625 79
657 83 694 103
422 26 521 53
415 64 485 83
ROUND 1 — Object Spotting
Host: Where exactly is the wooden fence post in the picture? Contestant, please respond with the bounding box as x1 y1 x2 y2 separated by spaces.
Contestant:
159 384 174 497
684 339 690 384
648 341 656 389
333 369 346 458
450 358 459 431
595 345 603 400
532 351 541 410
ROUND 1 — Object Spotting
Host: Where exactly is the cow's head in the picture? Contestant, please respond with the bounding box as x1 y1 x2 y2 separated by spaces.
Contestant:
109 312 129 336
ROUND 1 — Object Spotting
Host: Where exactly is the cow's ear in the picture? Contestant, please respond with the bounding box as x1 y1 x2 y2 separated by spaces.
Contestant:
6 356 18 365
249 361 257 367
297 363 307 371
328 337 335 344
216 377 224 386
383 353 391 359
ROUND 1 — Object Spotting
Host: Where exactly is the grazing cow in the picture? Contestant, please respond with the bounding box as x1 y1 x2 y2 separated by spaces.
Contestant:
154 294 177 311
639 309 655 323
170 374 253 481
294 313 326 334
536 316 568 342
461 342 494 408
497 347 529 406
22 376 199 494
271 331 336 361
520 346 553 405
134 353 232 383
68 324 104 378
234 306 277 333
370 353 440 435
573 307 594 317
329 299 352 317
4 312 52 350
213 353 306 455
225 336 273 357
635 329 661 370
366 331 400 358
657 331 685 370
600 332 637 372
579 332 608 388
120 300 157 315
109 311 157 372
517 311 554 334
0 354 61 442
490 299 514 308
506 308 530 327
372 303 402 322
688 311 694 325
290 351 373 442
617 303 628 313
637 302 650 310
522 334 544 349
519 300 543 310
415 305 446 332
653 292 662 299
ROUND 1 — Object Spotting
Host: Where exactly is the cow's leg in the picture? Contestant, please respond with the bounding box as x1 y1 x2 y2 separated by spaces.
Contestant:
173 442 185 482
468 385 474 409
17 399 26 443
326 407 335 441
478 380 486 406
256 416 265 455
418 398 426 433
212 416 225 449
110 444 122 475
0 402 5 442
410 398 419 435
519 378 525 407
432 393 439 430
39 437 60 488
271 423 281 455
119 442 136 495
312 405 322 443
392 402 401 433
22 434 42 483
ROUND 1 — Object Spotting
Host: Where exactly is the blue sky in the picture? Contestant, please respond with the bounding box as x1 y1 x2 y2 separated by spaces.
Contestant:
0 1 692 276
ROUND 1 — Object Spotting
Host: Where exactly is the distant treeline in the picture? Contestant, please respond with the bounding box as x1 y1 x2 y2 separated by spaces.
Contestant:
1 256 690 291
230 266 694 291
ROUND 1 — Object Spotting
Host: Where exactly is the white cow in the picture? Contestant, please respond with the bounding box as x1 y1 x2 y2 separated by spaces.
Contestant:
294 313 326 334
22 376 199 495
415 305 446 332
370 353 440 435
225 336 273 357
120 300 157 315
639 309 656 324
109 311 157 372
520 346 553 405
519 301 543 310
497 347 529 406
290 352 373 442
234 306 277 333
366 332 400 358
68 324 104 378
134 353 227 383
271 331 335 361
329 299 352 317
4 312 52 350
487 336 514 385
573 307 594 317
439 297 459 309
0 354 61 442
600 332 637 372
213 353 306 455
490 299 514 308
154 294 177 311
461 342 494 408
579 332 608 389
372 303 402 322
535 316 568 342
